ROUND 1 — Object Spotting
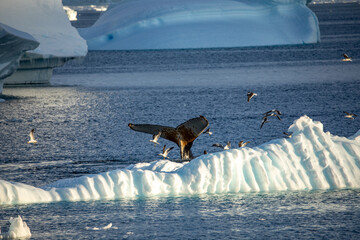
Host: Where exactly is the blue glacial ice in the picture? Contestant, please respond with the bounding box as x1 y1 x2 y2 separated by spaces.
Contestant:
0 116 359 205
79 0 320 50
0 23 39 93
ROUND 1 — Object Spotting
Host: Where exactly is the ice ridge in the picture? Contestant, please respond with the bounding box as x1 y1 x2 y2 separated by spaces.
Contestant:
0 116 359 205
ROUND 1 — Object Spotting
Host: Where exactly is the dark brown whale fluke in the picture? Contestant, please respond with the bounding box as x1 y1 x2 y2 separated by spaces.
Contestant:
128 116 209 160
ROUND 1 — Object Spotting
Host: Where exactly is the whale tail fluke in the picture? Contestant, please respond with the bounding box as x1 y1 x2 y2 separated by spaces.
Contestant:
128 116 209 160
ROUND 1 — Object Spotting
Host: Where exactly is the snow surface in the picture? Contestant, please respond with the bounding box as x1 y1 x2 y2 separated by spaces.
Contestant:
0 0 87 57
0 116 359 205
79 0 320 50
0 216 31 239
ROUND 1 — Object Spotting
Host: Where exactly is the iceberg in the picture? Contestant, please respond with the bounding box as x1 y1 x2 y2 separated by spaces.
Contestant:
0 216 31 239
80 0 320 50
0 0 87 85
0 116 359 205
0 23 39 94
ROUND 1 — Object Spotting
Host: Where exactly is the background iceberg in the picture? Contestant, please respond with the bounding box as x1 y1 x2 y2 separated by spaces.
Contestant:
0 116 359 205
80 0 320 50
0 0 87 85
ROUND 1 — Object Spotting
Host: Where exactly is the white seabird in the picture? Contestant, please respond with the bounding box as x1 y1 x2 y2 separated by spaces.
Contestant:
204 128 213 135
344 111 357 119
150 131 161 145
27 129 38 144
212 141 231 150
247 91 257 102
260 117 270 129
342 53 352 62
283 132 293 138
159 145 174 159
238 141 250 147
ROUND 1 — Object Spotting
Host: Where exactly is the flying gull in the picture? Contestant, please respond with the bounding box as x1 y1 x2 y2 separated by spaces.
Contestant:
342 53 352 62
204 128 213 135
263 109 282 116
238 141 250 147
27 129 38 144
128 116 209 160
212 141 231 150
159 145 174 159
260 117 270 129
283 132 293 138
344 111 357 119
247 91 257 102
264 112 281 120
150 131 161 146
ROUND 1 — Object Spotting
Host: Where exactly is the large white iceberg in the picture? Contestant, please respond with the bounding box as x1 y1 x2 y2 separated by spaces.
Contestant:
0 23 39 94
80 0 320 50
0 0 87 85
0 116 359 205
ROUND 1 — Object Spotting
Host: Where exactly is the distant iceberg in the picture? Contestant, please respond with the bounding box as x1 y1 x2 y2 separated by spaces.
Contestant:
80 0 320 50
0 23 39 94
0 0 87 85
1 116 359 205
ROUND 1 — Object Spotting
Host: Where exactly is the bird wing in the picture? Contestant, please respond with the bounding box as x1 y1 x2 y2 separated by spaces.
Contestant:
165 146 174 155
175 116 209 143
344 53 349 58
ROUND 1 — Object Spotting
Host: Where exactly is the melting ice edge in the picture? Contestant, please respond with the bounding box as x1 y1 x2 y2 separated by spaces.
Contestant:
1 116 360 205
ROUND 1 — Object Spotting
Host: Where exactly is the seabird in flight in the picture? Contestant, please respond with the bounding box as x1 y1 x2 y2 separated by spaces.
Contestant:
150 131 161 146
128 116 209 160
342 53 352 62
204 128 213 135
212 141 231 150
260 117 270 129
263 109 282 116
283 132 293 138
247 91 257 102
159 145 174 159
264 112 281 120
238 141 250 147
344 111 357 119
27 129 38 144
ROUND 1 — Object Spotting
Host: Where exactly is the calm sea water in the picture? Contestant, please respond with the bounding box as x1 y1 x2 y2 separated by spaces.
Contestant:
1 3 360 239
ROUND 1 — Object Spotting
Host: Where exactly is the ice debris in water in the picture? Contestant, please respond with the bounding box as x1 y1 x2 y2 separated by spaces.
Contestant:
0 216 31 239
85 223 116 231
0 116 359 205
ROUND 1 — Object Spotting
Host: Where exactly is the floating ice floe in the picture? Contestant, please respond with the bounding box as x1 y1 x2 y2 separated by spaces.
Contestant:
0 216 31 239
0 0 87 85
0 116 359 205
80 0 320 50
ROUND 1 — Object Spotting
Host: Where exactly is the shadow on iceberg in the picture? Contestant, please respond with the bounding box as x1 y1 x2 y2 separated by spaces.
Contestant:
0 116 359 205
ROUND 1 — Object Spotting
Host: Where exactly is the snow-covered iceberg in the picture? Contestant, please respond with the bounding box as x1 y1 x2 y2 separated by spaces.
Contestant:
0 23 39 94
1 116 359 205
0 216 31 239
80 0 320 50
0 0 87 85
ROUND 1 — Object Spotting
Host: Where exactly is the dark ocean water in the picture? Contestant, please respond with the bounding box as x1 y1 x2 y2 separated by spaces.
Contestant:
1 3 360 239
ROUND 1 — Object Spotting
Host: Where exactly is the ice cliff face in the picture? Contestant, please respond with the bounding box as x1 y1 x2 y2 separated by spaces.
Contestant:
0 23 39 93
80 0 320 50
0 0 87 58
0 116 359 205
